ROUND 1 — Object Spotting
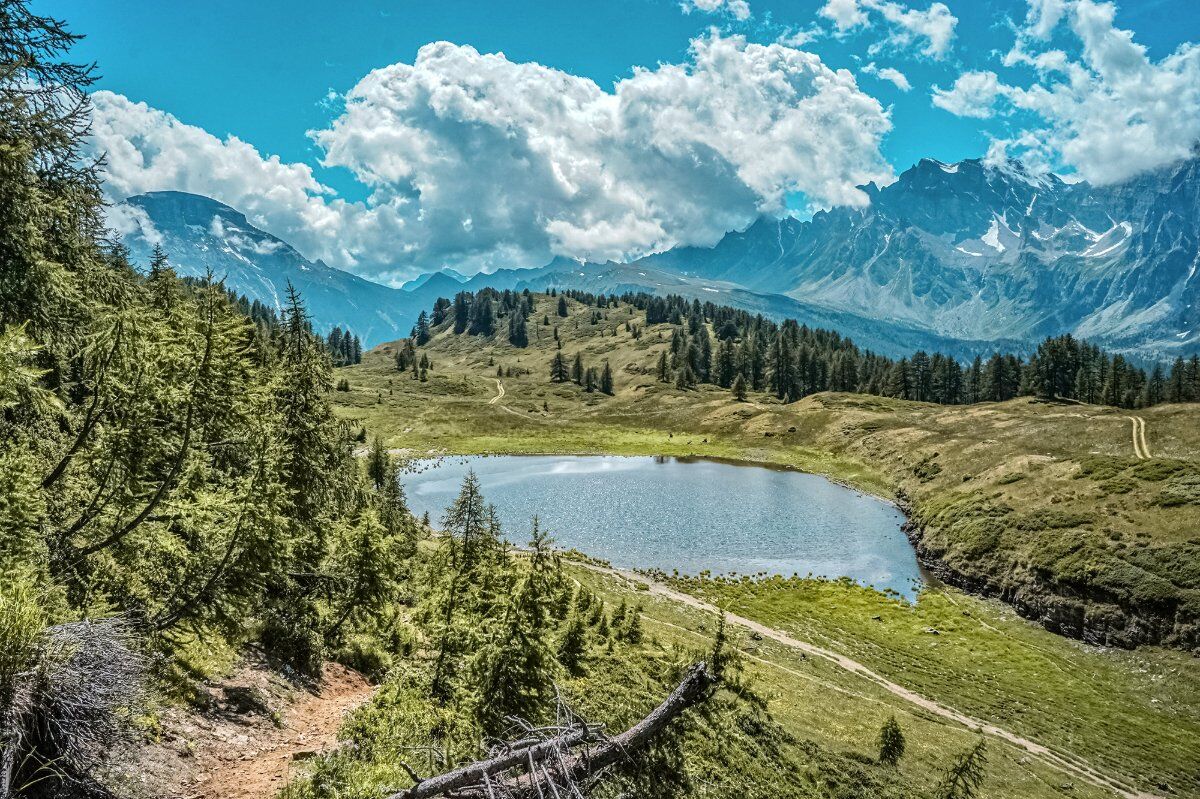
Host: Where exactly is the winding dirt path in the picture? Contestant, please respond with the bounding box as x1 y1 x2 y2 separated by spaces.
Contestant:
1136 416 1151 458
488 379 505 404
1125 416 1151 459
587 564 1161 799
187 663 374 799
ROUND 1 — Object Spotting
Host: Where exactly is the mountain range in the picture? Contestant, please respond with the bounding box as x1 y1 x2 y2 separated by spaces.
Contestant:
116 151 1199 360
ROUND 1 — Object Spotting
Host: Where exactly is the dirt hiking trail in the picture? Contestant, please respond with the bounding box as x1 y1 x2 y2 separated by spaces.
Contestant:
140 660 373 799
587 564 1163 799
1126 416 1151 459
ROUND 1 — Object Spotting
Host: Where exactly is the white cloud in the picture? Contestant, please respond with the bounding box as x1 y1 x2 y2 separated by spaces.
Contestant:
1023 0 1068 40
818 0 958 59
862 61 913 91
105 201 162 247
931 70 1002 117
89 33 893 279
89 91 354 266
820 0 869 30
681 0 752 21
935 0 1200 184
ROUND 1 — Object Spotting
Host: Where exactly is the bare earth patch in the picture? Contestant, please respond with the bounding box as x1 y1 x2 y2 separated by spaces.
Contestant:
129 657 373 799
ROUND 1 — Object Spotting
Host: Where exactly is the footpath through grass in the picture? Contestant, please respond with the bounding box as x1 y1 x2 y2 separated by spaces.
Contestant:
651 572 1200 797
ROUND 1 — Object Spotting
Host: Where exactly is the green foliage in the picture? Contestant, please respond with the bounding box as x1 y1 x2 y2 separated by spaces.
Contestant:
936 740 987 799
0 1 414 703
557 605 589 675
878 716 905 765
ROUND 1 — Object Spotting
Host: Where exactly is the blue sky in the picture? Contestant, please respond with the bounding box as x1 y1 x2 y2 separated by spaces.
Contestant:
41 0 1200 281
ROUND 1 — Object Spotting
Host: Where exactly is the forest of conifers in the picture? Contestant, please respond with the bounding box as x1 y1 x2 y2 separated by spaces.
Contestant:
0 11 751 799
0 7 421 792
431 287 1200 408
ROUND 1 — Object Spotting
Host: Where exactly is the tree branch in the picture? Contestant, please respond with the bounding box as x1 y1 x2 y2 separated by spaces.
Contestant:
389 662 713 799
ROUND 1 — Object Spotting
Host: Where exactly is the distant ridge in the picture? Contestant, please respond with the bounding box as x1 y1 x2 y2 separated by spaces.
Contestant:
117 151 1200 358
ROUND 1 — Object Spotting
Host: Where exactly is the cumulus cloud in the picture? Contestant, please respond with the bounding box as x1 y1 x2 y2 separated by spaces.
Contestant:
934 0 1200 184
681 0 751 21
88 92 358 265
105 201 163 247
931 70 1002 117
818 0 958 59
862 61 913 91
90 33 893 279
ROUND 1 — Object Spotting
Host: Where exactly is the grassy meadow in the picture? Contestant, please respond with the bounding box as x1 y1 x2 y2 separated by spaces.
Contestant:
328 293 1200 797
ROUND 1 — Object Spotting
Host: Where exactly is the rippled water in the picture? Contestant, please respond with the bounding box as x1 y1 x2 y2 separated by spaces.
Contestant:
403 455 922 600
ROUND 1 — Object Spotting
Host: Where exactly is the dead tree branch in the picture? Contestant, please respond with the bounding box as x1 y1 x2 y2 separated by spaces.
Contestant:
389 661 714 799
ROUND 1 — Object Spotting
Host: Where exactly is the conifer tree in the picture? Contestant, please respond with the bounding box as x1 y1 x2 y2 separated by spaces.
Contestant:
508 309 528 347
366 435 390 490
936 740 987 799
453 292 470 334
413 310 431 345
558 609 588 675
550 352 569 383
878 716 905 765
557 295 569 317
470 517 557 733
600 360 614 395
732 373 747 401
572 352 584 384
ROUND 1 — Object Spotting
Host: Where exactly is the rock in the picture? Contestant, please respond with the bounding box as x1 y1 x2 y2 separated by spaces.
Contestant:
223 685 273 716
292 750 319 761
923 627 940 635
750 631 763 641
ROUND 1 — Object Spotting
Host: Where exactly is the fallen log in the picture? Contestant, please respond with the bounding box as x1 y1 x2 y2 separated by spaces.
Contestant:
389 661 714 799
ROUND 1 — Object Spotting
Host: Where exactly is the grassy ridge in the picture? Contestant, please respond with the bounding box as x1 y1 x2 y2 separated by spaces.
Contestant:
329 293 1200 796
333 293 1200 650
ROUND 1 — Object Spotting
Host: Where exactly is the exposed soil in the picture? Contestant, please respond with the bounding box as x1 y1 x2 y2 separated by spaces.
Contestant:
126 656 373 799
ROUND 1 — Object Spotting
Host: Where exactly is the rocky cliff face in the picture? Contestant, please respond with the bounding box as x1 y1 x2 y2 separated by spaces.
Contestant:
637 155 1200 359
899 495 1199 651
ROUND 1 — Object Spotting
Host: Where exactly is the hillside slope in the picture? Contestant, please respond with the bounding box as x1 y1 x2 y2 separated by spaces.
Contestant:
116 191 420 345
333 293 1200 652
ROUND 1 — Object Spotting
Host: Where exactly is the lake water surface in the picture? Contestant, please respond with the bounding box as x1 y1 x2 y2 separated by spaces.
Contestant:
403 455 922 600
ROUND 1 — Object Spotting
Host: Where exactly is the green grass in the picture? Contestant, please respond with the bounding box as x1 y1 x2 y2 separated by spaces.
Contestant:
333 295 1200 651
651 572 1200 796
326 294 1200 797
572 566 1173 799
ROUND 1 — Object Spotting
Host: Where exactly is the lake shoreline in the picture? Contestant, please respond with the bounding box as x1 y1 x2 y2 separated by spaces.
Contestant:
402 452 922 601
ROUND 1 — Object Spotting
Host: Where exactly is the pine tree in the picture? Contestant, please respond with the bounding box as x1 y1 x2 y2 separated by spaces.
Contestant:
936 740 987 799
453 292 470 334
468 294 495 336
572 352 584 385
470 518 558 733
366 436 390 490
413 310 431 345
878 716 905 765
600 361 614 395
508 309 528 347
657 350 670 382
732 373 747 401
558 607 589 675
557 295 569 317
550 352 569 383
675 362 696 390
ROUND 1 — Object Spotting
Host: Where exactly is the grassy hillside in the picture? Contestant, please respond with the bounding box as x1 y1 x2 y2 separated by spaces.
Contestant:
327 292 1200 797
333 292 1200 650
